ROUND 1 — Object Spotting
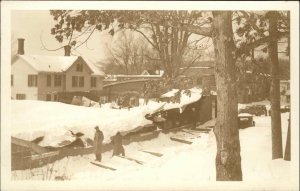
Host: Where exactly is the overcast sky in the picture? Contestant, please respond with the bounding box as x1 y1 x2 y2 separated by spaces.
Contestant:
11 10 112 64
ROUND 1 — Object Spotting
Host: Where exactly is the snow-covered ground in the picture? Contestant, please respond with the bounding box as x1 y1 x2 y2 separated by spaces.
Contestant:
11 100 162 146
11 88 203 146
11 98 295 190
12 111 291 184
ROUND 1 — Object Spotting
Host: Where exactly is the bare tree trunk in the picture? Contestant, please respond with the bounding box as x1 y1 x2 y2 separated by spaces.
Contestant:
284 116 291 161
212 11 242 181
268 11 283 159
284 12 291 162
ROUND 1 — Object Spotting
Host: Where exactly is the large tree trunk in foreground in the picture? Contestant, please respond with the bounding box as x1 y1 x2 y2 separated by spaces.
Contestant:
212 11 242 181
284 12 291 162
268 11 283 159
284 116 291 161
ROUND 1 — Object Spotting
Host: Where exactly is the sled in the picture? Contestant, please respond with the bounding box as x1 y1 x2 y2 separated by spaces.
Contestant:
90 161 117 171
116 155 144 165
170 137 193 144
141 150 163 157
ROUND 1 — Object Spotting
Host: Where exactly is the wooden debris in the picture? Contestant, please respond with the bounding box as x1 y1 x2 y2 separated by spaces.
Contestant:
180 129 196 135
193 128 211 133
141 150 163 157
116 155 144 165
31 151 59 160
90 161 117 171
11 136 49 154
170 137 193 144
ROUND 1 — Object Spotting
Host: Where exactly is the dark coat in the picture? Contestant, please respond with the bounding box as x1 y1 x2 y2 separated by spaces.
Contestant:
111 133 124 156
94 130 104 154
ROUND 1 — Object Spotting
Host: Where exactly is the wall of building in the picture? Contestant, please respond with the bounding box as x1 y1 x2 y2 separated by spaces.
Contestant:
280 80 290 104
103 80 148 101
91 75 104 91
180 68 216 90
37 73 64 101
65 58 102 92
11 58 38 100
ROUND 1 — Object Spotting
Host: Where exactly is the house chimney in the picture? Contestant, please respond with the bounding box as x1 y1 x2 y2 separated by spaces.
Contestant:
64 45 71 56
17 38 25 55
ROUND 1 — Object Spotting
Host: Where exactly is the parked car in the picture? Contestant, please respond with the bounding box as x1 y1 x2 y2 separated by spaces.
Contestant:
280 105 290 113
239 105 267 116
238 114 255 129
269 105 290 115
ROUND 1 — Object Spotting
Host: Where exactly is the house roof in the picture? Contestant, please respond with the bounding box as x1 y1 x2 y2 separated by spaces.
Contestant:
14 55 105 76
82 57 105 76
160 88 203 113
141 70 164 75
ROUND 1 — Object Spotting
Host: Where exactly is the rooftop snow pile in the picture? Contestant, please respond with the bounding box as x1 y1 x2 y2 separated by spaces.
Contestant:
11 100 162 147
160 88 203 113
11 88 206 147
16 55 105 76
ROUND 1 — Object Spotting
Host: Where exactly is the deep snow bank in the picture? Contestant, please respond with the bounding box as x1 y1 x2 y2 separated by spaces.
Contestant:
11 100 162 146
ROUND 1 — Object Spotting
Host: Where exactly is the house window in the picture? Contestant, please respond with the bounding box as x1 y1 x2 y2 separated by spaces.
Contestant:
47 75 51 86
28 75 38 87
16 94 26 100
11 75 13 86
72 76 84 87
72 76 78 87
76 63 83 72
79 76 84 87
46 94 51 101
54 75 62 86
197 77 203 85
54 94 58 101
91 77 96 87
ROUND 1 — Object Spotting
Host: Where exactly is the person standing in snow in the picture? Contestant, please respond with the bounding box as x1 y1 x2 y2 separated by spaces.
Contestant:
191 107 198 128
94 126 104 162
111 132 125 157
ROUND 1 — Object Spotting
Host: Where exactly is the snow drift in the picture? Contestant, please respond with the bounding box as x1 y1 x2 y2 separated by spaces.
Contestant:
11 100 162 146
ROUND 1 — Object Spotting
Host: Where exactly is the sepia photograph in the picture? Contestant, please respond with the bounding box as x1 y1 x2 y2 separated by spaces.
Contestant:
1 1 299 191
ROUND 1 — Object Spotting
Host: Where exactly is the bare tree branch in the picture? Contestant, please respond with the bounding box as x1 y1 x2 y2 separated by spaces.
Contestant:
175 53 203 78
40 31 64 51
134 29 159 50
72 26 97 51
236 31 289 56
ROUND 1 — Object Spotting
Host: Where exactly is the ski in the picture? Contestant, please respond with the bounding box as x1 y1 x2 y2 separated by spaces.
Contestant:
90 161 117 171
116 155 144 165
170 137 193 144
180 129 197 135
141 150 163 157
193 128 211 133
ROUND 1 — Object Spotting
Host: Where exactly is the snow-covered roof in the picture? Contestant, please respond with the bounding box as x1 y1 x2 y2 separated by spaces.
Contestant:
180 66 213 70
116 72 164 78
160 88 203 113
280 80 290 83
15 55 105 76
210 90 217 95
18 55 78 72
141 70 163 75
161 89 179 98
82 56 105 76
238 113 253 117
